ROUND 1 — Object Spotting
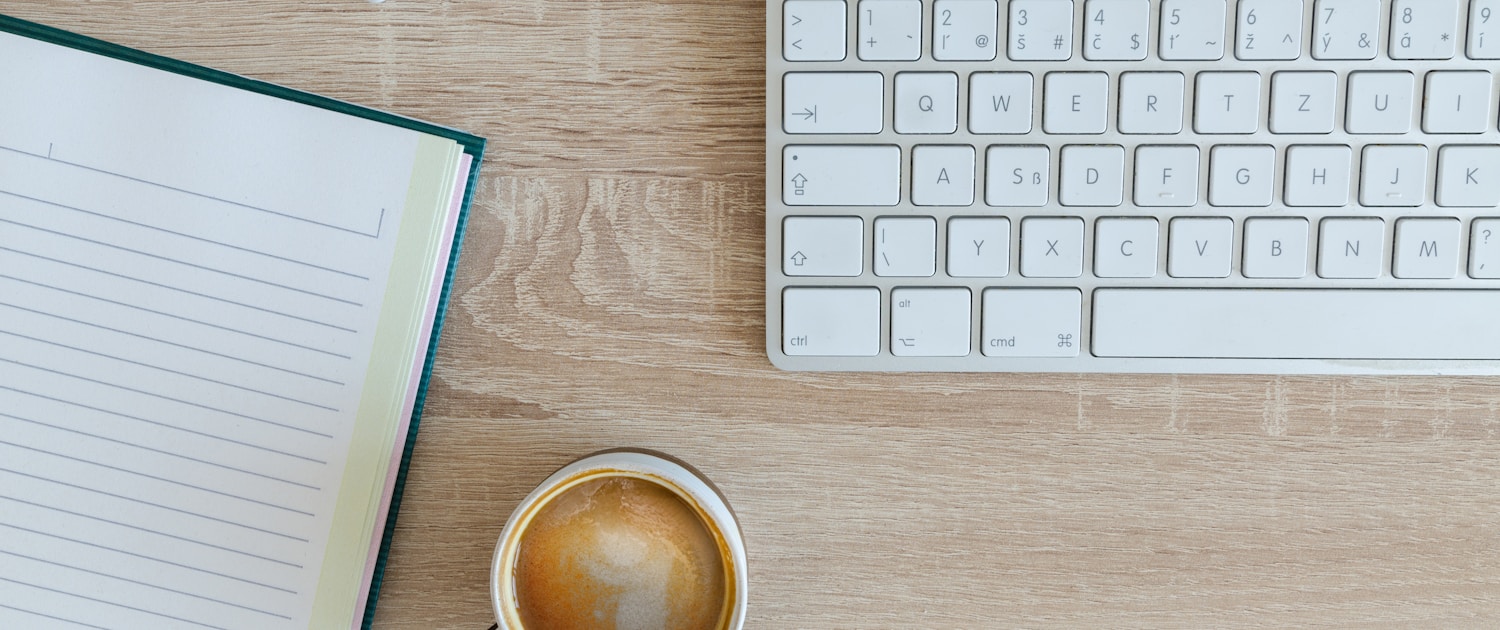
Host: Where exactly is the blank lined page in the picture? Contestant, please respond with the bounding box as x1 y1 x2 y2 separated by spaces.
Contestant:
0 31 447 629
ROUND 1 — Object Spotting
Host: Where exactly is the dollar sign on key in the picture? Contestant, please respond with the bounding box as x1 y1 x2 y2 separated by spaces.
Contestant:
1130 34 1140 50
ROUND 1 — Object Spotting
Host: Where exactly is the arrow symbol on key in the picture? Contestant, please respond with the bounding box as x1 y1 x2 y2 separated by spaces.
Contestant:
796 106 818 122
791 173 808 186
791 251 808 266
1283 34 1294 44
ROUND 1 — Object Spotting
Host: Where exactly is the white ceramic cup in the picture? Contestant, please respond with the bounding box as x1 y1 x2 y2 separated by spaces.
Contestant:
490 449 748 630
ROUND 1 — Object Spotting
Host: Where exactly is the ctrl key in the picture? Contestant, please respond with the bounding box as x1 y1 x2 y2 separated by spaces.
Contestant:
981 289 1082 358
783 287 881 356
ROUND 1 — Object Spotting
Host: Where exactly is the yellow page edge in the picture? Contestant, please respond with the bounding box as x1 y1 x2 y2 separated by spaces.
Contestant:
309 133 462 629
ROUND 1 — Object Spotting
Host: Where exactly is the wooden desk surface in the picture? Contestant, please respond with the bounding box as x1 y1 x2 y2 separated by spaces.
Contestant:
9 1 1499 627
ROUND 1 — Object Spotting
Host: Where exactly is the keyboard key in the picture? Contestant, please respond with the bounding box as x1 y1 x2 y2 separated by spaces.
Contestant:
1437 146 1500 207
1284 145 1351 207
1009 0 1075 61
968 73 1034 134
1133 145 1199 207
1243 218 1310 278
1318 217 1385 278
985 145 1050 206
783 72 884 134
981 289 1082 357
1471 218 1500 278
947 217 1011 277
1313 0 1380 59
1390 0 1461 59
1472 0 1500 59
1118 72 1185 134
1043 72 1109 134
783 145 901 206
783 216 864 276
1394 218 1462 279
1423 71 1495 134
1094 217 1159 278
1237 0 1305 60
1083 0 1150 60
912 145 975 206
1195 72 1261 134
783 287 880 356
1092 289 1500 359
858 0 923 61
1359 145 1427 207
1168 217 1233 278
1059 144 1124 206
784 0 848 61
891 288 972 356
1209 145 1275 207
874 217 937 277
934 0 998 61
895 72 959 134
1021 217 1085 278
1345 71 1415 134
1159 0 1227 60
1270 71 1337 134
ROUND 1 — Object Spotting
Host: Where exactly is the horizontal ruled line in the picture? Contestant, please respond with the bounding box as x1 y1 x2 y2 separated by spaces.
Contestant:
0 143 382 239
0 274 352 359
0 467 311 543
0 187 370 279
0 300 344 385
0 385 328 464
0 493 302 568
0 215 363 306
0 411 320 490
0 549 292 620
0 356 335 439
0 603 111 630
0 246 359 333
0 521 298 594
0 575 228 630
0 329 339 412
0 440 316 517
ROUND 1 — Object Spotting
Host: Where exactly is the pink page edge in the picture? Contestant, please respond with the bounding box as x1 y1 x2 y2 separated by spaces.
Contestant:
352 153 473 627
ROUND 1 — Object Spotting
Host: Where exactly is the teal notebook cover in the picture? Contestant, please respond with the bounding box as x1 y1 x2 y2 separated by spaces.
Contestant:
0 14 484 629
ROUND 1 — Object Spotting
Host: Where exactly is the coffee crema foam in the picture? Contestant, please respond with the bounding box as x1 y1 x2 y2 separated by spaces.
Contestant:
514 476 728 630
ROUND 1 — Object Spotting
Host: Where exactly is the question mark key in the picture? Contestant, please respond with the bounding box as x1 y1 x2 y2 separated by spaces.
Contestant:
1470 219 1500 279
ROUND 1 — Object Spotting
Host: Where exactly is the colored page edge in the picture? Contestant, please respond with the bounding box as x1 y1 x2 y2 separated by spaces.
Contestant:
359 143 483 630
351 152 472 626
309 134 462 629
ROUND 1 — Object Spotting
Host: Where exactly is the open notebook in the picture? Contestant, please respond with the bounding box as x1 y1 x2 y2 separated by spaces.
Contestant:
0 15 483 630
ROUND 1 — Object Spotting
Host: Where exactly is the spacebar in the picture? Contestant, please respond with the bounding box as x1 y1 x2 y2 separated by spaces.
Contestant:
1092 289 1500 360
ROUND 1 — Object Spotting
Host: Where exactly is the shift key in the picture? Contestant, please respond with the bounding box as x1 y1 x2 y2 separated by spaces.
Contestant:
784 145 900 206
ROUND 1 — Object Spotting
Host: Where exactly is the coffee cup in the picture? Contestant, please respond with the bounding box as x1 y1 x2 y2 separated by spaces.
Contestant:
490 449 747 630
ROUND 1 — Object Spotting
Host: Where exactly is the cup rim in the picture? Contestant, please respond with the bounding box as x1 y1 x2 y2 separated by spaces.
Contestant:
490 449 748 630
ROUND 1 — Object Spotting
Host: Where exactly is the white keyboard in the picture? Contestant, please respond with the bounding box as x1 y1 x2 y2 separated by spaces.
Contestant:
766 0 1500 374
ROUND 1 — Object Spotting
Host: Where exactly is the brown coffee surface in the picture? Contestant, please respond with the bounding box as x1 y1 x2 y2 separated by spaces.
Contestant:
514 476 727 630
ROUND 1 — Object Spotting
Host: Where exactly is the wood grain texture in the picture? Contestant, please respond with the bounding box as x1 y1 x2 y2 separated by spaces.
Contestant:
7 1 1499 627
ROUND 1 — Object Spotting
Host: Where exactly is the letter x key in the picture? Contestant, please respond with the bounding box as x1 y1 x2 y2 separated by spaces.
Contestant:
1022 217 1085 277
